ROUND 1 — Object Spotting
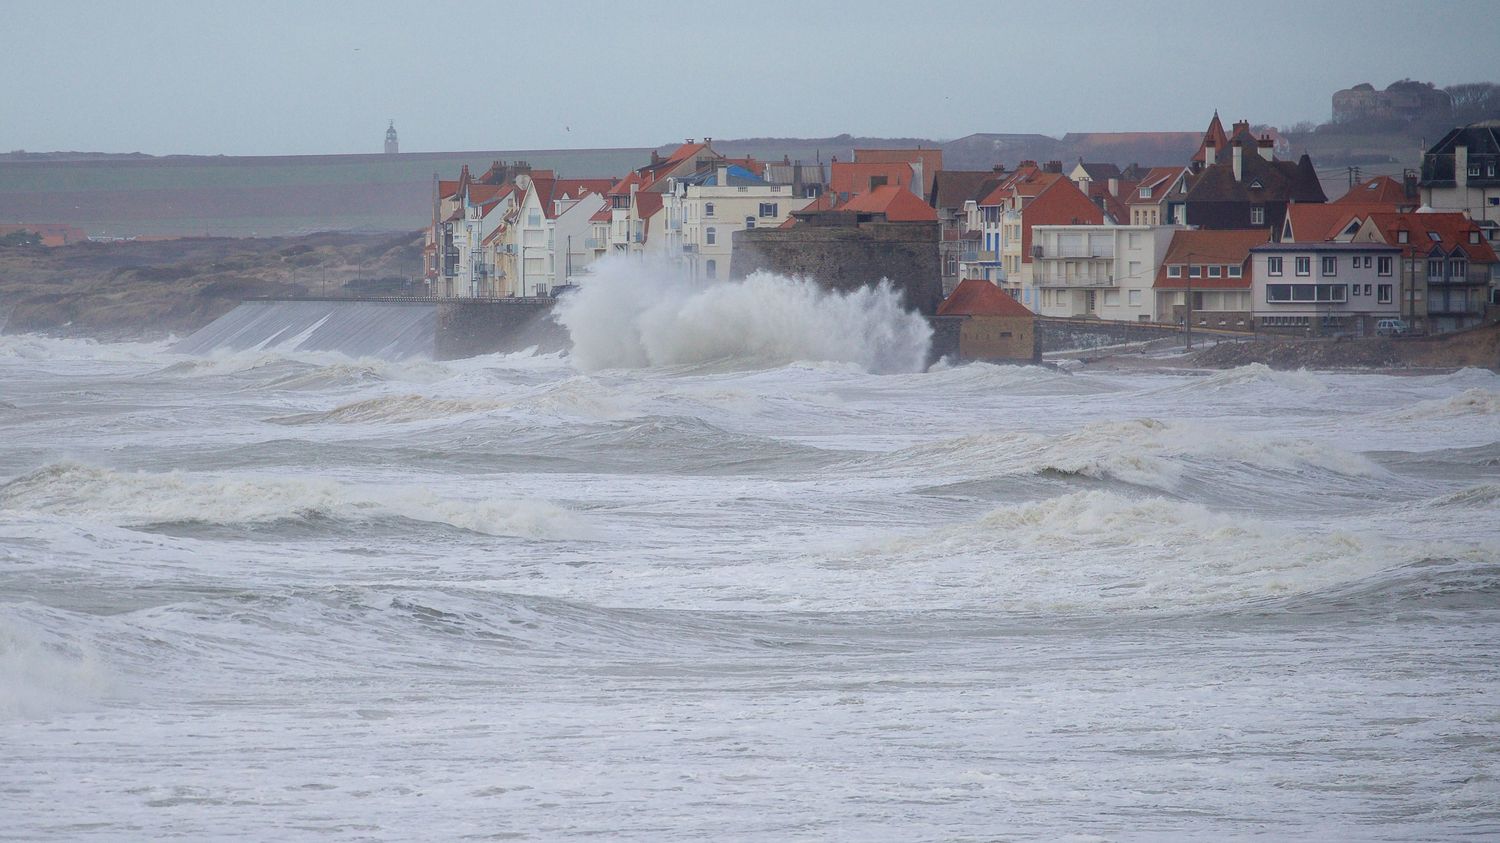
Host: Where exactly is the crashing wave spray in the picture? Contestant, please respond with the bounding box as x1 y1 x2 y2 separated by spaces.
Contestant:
553 257 932 373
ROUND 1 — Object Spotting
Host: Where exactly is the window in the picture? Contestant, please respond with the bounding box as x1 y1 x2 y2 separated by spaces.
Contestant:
705 259 717 279
1251 206 1265 225
1167 265 1182 278
1228 265 1243 278
745 217 756 230
1364 284 1372 296
1378 284 1392 304
1469 164 1481 177
1428 259 1443 279
704 202 715 217
1268 256 1284 276
1378 256 1392 276
1321 256 1337 276
1295 256 1311 276
1450 258 1468 279
1397 230 1409 243
1208 265 1222 278
1427 231 1442 242
705 227 717 245
758 202 778 218
1489 163 1496 178
1139 186 1151 199
1266 284 1347 303
1352 283 1362 296
1129 289 1142 306
1249 179 1263 189
1190 265 1202 278
1471 231 1481 245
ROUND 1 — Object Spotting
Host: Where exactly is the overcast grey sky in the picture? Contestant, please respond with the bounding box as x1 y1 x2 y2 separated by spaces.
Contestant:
3 0 1497 156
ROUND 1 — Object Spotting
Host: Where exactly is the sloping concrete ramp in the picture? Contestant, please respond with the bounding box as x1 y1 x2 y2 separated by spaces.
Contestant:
174 300 436 360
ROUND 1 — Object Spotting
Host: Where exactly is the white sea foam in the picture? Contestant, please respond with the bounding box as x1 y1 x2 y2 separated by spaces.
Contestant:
835 490 1447 611
0 463 583 539
554 258 932 373
1391 387 1500 419
856 417 1382 491
0 612 112 720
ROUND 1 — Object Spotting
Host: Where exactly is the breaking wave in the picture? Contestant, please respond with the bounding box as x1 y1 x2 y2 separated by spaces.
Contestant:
554 258 932 373
850 418 1382 494
0 612 112 720
0 462 583 539
1390 388 1500 420
828 490 1485 612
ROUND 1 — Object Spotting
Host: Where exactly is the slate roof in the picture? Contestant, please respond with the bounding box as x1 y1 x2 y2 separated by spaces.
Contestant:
1184 151 1326 205
930 170 1003 210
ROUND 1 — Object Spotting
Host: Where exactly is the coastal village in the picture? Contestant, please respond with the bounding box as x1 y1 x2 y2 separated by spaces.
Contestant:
423 115 1500 363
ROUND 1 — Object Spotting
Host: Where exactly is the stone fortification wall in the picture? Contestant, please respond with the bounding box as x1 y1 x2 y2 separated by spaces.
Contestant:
733 218 943 316
435 298 567 360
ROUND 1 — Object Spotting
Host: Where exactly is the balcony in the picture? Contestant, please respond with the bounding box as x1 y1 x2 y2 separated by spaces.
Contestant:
1036 274 1116 288
584 238 604 250
1036 245 1115 259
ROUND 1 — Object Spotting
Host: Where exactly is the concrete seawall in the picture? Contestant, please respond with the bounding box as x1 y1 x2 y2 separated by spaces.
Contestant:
175 297 568 360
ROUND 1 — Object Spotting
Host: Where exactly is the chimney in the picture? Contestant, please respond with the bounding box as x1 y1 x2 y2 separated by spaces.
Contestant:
704 137 712 144
1257 135 1274 161
1204 143 1216 167
1232 141 1244 182
1108 177 1119 196
1456 144 1469 189
718 166 729 185
1232 119 1250 136
1403 170 1418 203
1044 160 1063 173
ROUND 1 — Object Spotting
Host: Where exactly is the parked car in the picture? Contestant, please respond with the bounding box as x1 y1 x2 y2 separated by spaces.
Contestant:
1375 318 1409 337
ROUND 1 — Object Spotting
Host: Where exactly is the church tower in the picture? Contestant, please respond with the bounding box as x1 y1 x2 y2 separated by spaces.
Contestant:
384 120 399 155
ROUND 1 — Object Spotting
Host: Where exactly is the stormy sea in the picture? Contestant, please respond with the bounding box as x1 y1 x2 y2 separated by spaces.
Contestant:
2 270 1498 840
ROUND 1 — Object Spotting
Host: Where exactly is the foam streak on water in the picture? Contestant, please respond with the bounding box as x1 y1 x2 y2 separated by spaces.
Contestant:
1 325 1498 840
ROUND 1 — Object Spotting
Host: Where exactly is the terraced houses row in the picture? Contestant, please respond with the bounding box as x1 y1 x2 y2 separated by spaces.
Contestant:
425 118 1500 336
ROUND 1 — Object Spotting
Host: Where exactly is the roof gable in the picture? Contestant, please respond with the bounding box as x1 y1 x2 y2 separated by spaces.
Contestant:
938 279 1033 317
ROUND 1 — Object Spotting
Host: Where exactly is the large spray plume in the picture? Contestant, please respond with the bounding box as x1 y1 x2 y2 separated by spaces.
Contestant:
553 258 932 373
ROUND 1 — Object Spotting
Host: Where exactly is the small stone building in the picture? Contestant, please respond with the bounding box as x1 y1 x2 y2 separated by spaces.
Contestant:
935 278 1039 363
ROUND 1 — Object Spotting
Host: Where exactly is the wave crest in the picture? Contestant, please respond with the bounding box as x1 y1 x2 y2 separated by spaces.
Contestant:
554 258 932 373
0 462 582 539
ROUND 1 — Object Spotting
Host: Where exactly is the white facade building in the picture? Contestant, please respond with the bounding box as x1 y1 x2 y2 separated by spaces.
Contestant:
1029 224 1179 320
662 167 812 281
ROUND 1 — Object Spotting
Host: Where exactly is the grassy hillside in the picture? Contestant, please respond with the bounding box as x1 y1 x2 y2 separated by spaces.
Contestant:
0 231 422 339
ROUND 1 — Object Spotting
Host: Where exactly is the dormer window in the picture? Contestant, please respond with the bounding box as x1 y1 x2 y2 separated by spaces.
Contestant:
1397 230 1409 243
1471 231 1481 244
1427 231 1442 241
1168 265 1182 278
1249 179 1263 189
1139 186 1151 199
1208 265 1222 278
1251 206 1265 225
1228 265 1243 278
1469 164 1481 177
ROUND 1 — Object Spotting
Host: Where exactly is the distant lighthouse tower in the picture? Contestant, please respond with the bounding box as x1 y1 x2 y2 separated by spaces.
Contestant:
384 120 399 155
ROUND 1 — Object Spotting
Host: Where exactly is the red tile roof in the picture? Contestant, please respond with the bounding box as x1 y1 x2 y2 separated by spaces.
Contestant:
1020 179 1104 263
1332 175 1415 207
938 279 1034 318
1364 212 1498 261
836 185 938 221
830 161 914 197
1154 229 1271 289
1126 166 1184 205
1282 202 1394 242
1192 112 1230 164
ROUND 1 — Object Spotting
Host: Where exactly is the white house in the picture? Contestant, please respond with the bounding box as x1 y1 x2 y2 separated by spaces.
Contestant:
1029 224 1178 320
662 165 813 281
